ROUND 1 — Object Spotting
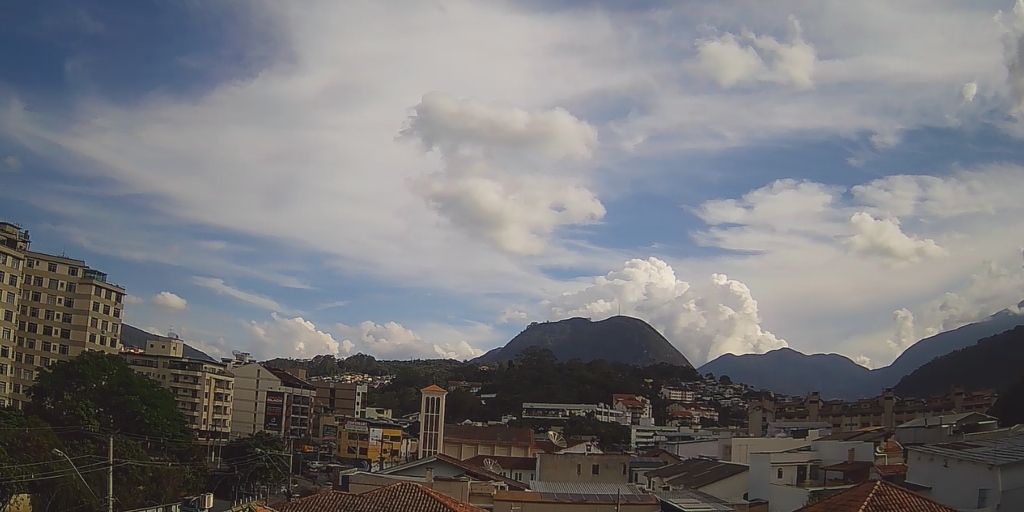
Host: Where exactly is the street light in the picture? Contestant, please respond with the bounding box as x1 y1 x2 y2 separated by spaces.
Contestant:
51 449 99 502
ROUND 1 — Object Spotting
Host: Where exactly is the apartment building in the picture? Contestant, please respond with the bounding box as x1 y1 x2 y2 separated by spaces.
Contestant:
612 394 653 425
313 380 367 418
521 402 626 424
121 333 234 442
230 363 317 441
0 222 126 409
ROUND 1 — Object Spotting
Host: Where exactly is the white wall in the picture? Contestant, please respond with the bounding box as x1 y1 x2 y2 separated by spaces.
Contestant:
728 439 810 464
668 440 720 459
811 440 875 466
699 471 749 502
748 453 772 503
906 449 1001 511
768 483 811 512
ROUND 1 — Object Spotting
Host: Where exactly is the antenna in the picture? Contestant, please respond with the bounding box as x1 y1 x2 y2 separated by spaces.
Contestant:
482 458 502 474
547 431 567 449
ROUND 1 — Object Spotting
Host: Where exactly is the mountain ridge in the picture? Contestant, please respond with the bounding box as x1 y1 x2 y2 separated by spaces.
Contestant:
699 304 1024 399
472 315 692 367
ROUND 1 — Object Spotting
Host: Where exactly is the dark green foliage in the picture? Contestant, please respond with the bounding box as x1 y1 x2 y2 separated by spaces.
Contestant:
473 316 692 367
893 326 1024 399
990 375 1024 427
28 351 192 441
562 416 631 451
212 433 287 499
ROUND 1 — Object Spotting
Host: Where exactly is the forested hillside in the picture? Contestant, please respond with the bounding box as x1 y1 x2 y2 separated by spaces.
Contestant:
893 326 1024 398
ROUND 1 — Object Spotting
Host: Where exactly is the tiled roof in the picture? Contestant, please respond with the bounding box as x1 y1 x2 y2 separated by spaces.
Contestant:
464 455 537 471
646 458 748 489
444 425 533 446
795 480 958 512
896 412 995 429
421 385 447 393
874 464 908 478
495 490 659 506
819 428 891 443
528 482 648 495
275 482 484 512
639 449 682 462
380 453 529 491
909 432 1024 466
879 439 903 456
535 438 588 453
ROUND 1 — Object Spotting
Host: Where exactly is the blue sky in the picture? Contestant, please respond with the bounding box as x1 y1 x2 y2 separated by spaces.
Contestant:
4 0 1024 367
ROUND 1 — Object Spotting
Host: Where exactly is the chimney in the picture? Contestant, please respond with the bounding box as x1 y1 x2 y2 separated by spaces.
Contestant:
425 467 434 483
847 448 855 463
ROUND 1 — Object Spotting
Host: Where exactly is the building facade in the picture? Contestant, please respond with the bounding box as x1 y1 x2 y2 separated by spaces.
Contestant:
0 222 126 409
535 453 632 484
521 402 626 424
336 418 407 470
121 334 234 442
313 380 368 418
230 363 317 441
419 385 447 459
612 394 653 425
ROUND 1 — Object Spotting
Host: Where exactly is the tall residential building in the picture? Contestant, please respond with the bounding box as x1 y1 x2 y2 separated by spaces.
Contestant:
418 385 447 459
121 333 234 442
230 363 317 442
0 222 30 407
0 221 125 409
313 380 368 418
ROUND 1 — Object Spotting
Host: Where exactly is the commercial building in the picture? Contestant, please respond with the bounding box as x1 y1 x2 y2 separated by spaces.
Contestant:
121 333 234 442
0 222 126 409
312 380 367 418
521 402 626 424
748 387 996 436
335 418 407 471
230 363 317 441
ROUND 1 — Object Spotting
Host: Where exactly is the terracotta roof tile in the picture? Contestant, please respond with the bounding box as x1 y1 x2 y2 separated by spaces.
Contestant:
421 385 447 393
796 480 959 512
276 482 484 512
874 464 908 478
443 424 533 446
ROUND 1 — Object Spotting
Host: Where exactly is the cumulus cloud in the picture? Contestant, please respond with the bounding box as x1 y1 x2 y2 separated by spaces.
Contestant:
1000 0 1024 113
247 313 343 359
853 355 873 369
885 308 917 353
403 93 605 255
539 257 787 365
3 155 20 169
691 15 816 89
869 128 902 149
123 294 144 306
192 276 296 314
846 212 947 264
335 321 486 360
497 308 529 324
962 82 979 102
151 291 188 311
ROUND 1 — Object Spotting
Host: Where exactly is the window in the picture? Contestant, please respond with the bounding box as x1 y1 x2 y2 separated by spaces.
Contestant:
3 310 11 322
59 329 70 339
0 346 8 358
92 302 100 312
777 468 783 479
47 279 59 290
66 283 76 293
576 464 581 476
91 318 98 328
25 258 33 268
4 292 12 305
59 344 69 355
5 274 12 286
25 340 34 349
30 292 40 302
33 277 43 287
0 270 5 282
0 254 4 265
109 338 117 348
100 336 107 346
65 298 74 309
514 472 523 481
978 489 990 509
10 258 19 270
111 324 118 334
592 464 600 475
622 463 628 475
40 357 50 367
101 320 108 331
94 287 101 297
24 354 33 365
46 295 56 305
103 305 110 315
27 323 37 334
44 310 54 321
47 262 58 272
115 293 122 304
12 384 20 394
68 267 78 276
89 333 96 344
29 307 37 318
62 314 72 324
1 328 9 340
41 341 51 352
42 326 53 336
113 308 120 318
14 352 21 362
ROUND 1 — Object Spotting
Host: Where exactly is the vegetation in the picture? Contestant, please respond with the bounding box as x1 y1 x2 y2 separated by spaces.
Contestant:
0 352 207 511
893 326 1024 399
474 316 692 367
211 432 288 500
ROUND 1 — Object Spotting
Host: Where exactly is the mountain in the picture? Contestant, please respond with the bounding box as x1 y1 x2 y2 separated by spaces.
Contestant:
893 325 1024 399
472 316 692 367
698 304 1024 399
699 348 871 399
120 323 217 362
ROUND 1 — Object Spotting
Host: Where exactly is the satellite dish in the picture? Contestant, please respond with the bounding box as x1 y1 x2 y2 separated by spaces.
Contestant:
547 431 567 449
483 458 502 473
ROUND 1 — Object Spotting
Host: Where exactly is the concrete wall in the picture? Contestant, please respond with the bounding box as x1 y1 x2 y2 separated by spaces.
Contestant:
666 439 720 459
727 439 810 464
536 454 631 483
699 471 749 502
906 449 1001 511
767 483 811 512
443 442 531 460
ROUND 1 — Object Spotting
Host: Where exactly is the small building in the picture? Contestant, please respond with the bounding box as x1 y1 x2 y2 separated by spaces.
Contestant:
377 453 529 492
645 458 749 501
794 480 958 512
747 439 876 512
904 433 1024 511
465 455 537 483
661 387 696 403
275 481 485 512
443 424 536 460
522 402 626 424
536 453 632 484
613 394 653 425
894 411 1000 446
631 424 681 453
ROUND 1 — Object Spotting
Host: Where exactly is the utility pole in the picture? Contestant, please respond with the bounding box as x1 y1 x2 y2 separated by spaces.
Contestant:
108 435 114 512
287 435 294 502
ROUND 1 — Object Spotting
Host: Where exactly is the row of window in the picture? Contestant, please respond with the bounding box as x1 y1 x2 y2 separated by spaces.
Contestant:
11 339 68 354
0 254 21 270
25 259 78 276
0 271 18 287
18 323 73 339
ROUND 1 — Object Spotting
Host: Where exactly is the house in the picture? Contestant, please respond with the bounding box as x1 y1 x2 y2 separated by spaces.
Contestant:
275 481 484 512
442 424 536 460
377 453 529 491
667 403 719 424
793 480 958 512
613 394 653 425
661 387 696 403
521 402 626 424
631 424 680 452
747 439 876 512
333 469 509 510
894 412 1000 446
494 484 661 512
645 458 749 502
464 455 537 483
904 433 1024 511
654 489 754 512
535 453 632 484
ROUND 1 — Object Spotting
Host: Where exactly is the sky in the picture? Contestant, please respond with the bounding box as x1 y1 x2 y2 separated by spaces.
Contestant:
3 0 1024 369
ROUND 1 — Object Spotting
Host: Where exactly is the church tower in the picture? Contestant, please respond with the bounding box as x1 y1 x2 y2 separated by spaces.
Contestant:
418 385 448 459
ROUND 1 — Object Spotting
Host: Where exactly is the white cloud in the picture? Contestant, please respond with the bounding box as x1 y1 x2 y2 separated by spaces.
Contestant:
537 257 787 365
962 81 979 102
691 16 816 89
846 212 947 264
335 320 487 361
853 355 873 369
1000 0 1024 113
497 308 529 324
316 300 349 311
869 128 902 149
151 291 188 311
247 313 342 359
191 276 297 314
3 155 20 169
123 294 144 306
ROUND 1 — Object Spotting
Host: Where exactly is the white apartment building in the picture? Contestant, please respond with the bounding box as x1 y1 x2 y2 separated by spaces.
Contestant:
905 433 1024 512
230 363 317 441
748 439 875 512
521 402 626 424
660 387 696 403
612 394 653 425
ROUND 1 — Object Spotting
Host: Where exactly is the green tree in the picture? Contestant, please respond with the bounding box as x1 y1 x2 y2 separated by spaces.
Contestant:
990 374 1024 427
213 433 288 499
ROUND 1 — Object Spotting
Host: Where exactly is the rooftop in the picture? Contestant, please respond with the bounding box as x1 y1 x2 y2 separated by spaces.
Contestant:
795 480 958 512
645 458 749 489
494 490 659 506
421 384 447 393
652 489 736 512
444 424 533 446
896 412 996 429
380 454 529 491
818 428 890 443
274 482 483 512
263 365 317 391
909 433 1024 466
527 482 648 495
